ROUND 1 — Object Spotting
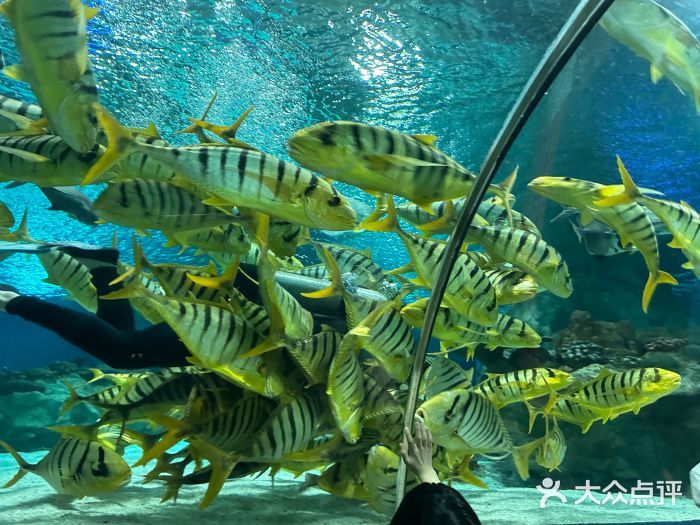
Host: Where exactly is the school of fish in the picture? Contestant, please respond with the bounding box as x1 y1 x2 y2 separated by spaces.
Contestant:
0 0 692 514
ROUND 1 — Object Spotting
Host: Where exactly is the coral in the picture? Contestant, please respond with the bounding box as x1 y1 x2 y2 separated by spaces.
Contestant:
642 337 687 353
558 340 605 367
555 310 638 352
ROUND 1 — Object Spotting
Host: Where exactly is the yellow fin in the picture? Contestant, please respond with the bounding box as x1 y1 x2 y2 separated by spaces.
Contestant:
239 336 285 358
410 134 438 146
0 440 31 488
417 200 454 233
579 208 595 226
3 64 26 82
82 105 134 185
512 437 544 481
650 64 663 84
361 195 398 232
667 237 683 249
187 258 239 289
84 5 99 20
594 156 641 207
681 261 695 270
641 270 678 313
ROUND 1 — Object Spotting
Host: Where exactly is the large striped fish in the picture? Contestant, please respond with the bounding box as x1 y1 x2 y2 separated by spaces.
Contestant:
167 223 251 257
562 367 680 422
483 268 539 305
0 135 113 186
0 437 131 498
420 355 474 399
599 0 700 112
313 241 395 293
466 223 573 299
83 107 357 231
198 386 328 509
288 121 514 207
471 368 573 409
400 298 541 354
327 335 365 444
365 445 420 514
529 173 674 311
596 157 700 279
94 179 234 233
366 197 498 325
1 0 99 152
416 389 513 456
38 249 97 312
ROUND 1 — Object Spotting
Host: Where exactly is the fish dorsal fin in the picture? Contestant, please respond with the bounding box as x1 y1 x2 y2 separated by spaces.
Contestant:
579 208 596 226
410 134 438 147
594 367 613 381
2 63 27 82
84 5 100 20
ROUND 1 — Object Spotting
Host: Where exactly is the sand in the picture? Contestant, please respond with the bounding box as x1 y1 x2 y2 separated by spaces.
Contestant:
1 447 698 525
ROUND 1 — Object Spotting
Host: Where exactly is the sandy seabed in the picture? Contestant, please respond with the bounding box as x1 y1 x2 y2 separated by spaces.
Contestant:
1 447 698 525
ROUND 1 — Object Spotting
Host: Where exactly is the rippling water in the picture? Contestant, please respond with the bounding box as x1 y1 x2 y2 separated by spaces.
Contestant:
0 0 698 297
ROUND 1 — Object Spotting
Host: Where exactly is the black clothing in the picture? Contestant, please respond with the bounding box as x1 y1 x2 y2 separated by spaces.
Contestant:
5 266 190 369
391 482 481 525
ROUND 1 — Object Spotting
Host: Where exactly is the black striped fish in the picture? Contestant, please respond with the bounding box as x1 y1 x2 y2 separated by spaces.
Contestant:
1 0 99 152
285 428 379 464
327 335 365 444
312 455 371 502
562 367 680 421
512 418 567 480
38 249 97 312
365 445 420 514
0 437 130 498
226 287 270 337
367 197 498 325
596 157 700 280
93 179 233 234
291 263 327 280
347 297 414 383
0 94 43 120
420 355 474 399
467 223 573 298
168 223 251 257
471 368 573 409
313 242 393 292
0 135 112 186
417 389 513 456
116 260 166 325
134 392 274 470
288 121 514 208
198 386 328 509
483 269 539 305
83 107 357 231
361 369 402 420
288 327 341 386
46 423 160 455
530 171 674 311
104 272 285 398
401 298 541 354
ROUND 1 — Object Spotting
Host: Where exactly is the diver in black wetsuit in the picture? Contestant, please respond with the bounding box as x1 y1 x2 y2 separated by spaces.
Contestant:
0 247 192 369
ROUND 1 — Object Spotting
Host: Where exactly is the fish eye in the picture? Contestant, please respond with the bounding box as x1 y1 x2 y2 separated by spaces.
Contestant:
88 113 98 125
91 461 110 477
327 195 341 207
562 177 572 181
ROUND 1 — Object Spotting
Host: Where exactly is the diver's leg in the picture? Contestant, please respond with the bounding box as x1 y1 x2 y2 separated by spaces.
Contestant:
56 246 135 331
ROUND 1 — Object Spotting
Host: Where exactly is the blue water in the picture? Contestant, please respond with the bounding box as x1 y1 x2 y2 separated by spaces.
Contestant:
0 3 699 521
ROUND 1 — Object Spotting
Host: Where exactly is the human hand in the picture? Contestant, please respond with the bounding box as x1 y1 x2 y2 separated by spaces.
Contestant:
0 290 19 312
400 419 440 484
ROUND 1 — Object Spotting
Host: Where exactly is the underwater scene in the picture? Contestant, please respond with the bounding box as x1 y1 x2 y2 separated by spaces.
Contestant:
0 0 699 524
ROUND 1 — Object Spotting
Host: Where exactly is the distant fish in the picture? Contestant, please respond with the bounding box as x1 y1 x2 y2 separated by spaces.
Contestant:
571 219 633 257
40 186 99 225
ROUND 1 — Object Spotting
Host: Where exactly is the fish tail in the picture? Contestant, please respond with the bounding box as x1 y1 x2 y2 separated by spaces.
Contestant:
511 437 542 481
359 195 398 232
0 440 33 488
132 422 184 468
492 165 518 228
302 245 344 299
594 156 642 207
642 270 678 313
187 257 239 289
86 368 105 384
60 379 82 416
82 105 134 185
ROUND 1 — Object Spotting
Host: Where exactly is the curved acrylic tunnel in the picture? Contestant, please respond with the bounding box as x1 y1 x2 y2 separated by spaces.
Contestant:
394 0 618 504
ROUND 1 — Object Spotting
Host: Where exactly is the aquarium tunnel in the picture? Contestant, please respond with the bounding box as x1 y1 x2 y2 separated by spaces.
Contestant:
0 0 698 524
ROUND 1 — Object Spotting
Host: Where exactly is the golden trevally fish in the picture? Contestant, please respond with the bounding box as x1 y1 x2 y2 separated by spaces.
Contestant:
94 179 234 234
599 0 700 112
0 135 113 186
1 0 99 151
561 367 681 421
0 437 131 498
595 156 700 279
288 121 515 208
512 419 567 480
83 106 357 231
472 368 574 409
466 223 572 299
529 174 675 311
